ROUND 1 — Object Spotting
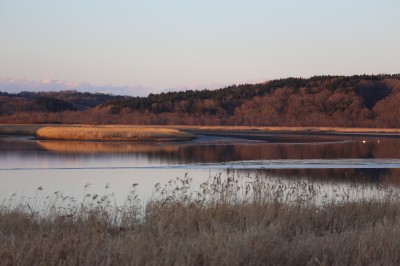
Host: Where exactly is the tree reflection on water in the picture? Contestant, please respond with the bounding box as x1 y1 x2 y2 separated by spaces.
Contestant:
1 134 400 184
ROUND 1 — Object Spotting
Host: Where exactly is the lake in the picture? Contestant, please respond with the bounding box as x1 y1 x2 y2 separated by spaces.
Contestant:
1 133 400 204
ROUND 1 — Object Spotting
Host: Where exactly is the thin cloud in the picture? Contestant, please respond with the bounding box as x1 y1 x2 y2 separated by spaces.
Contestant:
0 78 154 97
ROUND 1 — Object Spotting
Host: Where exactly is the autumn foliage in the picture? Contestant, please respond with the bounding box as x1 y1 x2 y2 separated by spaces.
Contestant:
1 74 400 127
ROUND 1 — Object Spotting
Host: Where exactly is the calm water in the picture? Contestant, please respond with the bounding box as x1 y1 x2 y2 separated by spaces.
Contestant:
1 134 400 203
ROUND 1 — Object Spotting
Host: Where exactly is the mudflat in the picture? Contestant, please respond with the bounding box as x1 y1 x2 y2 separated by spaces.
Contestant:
1 124 399 142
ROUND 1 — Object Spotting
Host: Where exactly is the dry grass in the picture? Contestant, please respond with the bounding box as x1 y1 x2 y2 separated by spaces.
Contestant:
2 124 400 139
1 174 400 265
36 126 195 142
0 124 195 142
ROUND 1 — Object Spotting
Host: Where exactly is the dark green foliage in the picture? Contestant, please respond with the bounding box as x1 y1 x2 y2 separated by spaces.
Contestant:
1 90 126 110
35 97 77 112
103 74 400 116
0 90 128 116
1 74 400 126
356 82 392 109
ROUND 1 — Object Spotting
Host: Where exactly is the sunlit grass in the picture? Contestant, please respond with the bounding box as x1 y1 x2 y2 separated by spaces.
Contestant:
2 124 399 139
0 124 195 141
1 173 400 265
36 126 195 142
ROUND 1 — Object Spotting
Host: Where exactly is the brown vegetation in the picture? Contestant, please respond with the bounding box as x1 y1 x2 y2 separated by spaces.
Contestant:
1 75 400 127
2 124 399 140
0 124 195 142
1 174 400 265
36 126 195 142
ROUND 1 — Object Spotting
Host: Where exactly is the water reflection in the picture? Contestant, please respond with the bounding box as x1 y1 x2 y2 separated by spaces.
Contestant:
1 135 400 185
1 135 399 162
37 141 181 154
242 168 400 184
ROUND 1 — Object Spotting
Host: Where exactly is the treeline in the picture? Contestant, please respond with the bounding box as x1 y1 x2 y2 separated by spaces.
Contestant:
1 74 400 127
0 90 127 115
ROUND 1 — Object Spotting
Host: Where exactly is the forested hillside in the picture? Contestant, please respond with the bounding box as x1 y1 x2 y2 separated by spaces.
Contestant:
0 91 127 117
1 75 400 127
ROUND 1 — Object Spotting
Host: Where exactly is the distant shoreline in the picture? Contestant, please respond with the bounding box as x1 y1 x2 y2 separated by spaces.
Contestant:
177 126 400 140
0 125 195 142
0 124 399 142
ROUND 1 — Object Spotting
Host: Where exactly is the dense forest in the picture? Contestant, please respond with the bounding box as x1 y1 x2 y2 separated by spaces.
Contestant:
1 74 400 127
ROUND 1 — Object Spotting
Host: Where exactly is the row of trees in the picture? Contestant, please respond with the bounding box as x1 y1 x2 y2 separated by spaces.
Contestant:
0 90 127 115
103 75 398 115
1 74 400 127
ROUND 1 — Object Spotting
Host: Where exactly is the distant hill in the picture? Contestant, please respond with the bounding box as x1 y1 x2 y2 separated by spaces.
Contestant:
0 90 127 114
1 74 400 127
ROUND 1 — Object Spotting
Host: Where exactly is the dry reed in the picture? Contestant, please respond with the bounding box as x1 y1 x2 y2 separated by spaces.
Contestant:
36 126 195 142
1 173 400 265
3 124 400 139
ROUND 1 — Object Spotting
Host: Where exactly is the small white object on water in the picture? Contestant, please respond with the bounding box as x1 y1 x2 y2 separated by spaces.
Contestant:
362 140 366 143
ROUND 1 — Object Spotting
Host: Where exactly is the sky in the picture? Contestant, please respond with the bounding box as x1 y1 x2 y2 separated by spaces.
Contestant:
0 0 399 96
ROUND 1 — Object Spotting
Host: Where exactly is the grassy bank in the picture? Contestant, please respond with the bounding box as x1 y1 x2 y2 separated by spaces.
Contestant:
2 124 400 139
0 124 195 142
36 126 194 142
1 175 400 265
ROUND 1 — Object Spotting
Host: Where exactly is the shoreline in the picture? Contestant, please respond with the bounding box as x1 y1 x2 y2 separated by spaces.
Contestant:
1 124 399 142
174 125 400 138
0 125 195 142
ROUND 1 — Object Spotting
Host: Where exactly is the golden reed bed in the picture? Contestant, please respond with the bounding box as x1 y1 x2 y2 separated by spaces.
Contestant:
1 124 400 142
35 126 195 142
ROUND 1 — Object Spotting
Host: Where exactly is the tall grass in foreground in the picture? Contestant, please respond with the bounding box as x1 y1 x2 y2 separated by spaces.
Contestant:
1 174 400 265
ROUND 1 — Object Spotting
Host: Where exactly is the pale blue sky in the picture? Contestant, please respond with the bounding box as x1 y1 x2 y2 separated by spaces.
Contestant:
0 0 399 94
